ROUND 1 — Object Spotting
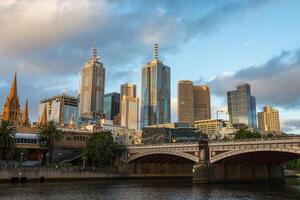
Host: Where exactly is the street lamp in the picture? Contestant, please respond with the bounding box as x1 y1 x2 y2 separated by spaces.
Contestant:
20 152 24 167
82 156 87 170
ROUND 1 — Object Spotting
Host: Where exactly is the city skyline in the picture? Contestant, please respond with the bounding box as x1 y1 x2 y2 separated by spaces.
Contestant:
1 1 300 133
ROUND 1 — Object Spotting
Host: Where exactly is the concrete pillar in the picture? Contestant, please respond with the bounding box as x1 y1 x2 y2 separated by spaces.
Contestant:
193 140 210 183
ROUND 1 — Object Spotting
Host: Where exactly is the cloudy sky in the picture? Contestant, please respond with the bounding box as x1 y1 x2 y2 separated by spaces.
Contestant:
1 0 300 133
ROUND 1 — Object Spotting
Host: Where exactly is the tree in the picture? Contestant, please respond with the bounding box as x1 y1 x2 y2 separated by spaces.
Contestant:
82 131 117 167
0 120 16 161
234 129 261 139
38 121 63 164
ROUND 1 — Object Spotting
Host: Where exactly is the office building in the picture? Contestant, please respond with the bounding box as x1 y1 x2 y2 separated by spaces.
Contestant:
194 119 223 139
141 44 170 127
120 83 139 130
104 93 120 120
79 43 105 121
39 94 79 126
227 83 257 128
178 81 211 126
258 106 280 133
194 85 211 120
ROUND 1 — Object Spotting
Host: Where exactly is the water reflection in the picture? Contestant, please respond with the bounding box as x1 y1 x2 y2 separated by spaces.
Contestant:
0 178 299 200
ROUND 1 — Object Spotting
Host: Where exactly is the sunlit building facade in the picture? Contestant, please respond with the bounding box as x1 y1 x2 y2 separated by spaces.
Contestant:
120 83 139 130
258 106 280 133
227 83 257 128
141 44 170 127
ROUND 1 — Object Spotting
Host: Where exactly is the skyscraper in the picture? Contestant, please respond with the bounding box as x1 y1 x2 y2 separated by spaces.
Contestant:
104 93 120 120
79 43 105 121
258 106 280 132
227 83 257 128
120 83 139 130
178 80 211 126
2 73 21 126
141 44 170 127
193 85 211 121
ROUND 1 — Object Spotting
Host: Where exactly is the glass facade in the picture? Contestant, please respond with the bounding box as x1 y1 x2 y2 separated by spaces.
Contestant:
227 83 257 128
104 93 120 120
141 60 170 127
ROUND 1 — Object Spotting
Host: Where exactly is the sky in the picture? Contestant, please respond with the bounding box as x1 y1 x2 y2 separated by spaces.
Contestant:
1 0 300 133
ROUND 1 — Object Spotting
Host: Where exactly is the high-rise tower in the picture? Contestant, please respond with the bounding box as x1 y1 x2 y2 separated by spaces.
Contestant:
227 83 257 128
79 43 105 121
178 80 211 126
120 83 139 130
141 44 170 127
2 73 21 126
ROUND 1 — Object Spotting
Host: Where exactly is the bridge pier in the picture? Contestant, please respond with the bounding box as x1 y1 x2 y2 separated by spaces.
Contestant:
193 162 286 184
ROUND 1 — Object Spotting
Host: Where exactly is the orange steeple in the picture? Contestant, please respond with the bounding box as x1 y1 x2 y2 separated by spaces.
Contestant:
39 104 48 127
21 99 29 126
2 72 21 126
10 72 18 98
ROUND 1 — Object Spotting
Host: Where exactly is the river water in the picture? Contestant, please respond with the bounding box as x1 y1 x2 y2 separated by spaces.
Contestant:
0 178 299 200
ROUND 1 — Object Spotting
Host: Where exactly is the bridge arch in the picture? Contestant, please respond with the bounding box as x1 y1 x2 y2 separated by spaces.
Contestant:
210 147 300 164
127 151 199 163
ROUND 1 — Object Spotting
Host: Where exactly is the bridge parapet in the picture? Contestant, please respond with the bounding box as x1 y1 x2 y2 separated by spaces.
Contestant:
209 137 300 164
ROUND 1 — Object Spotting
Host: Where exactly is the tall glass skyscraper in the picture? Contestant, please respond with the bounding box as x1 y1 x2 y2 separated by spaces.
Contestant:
104 93 120 120
227 83 257 128
141 44 170 127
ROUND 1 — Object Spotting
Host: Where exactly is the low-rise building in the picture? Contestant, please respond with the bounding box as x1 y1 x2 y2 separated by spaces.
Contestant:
194 119 223 139
142 123 205 144
258 106 281 134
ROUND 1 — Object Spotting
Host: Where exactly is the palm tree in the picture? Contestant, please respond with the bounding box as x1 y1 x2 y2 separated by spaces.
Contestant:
0 120 16 161
38 121 63 164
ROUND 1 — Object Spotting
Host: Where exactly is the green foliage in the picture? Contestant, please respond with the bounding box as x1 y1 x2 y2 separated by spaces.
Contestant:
234 129 261 139
38 121 63 163
0 120 16 160
15 148 29 163
287 159 300 169
82 131 117 167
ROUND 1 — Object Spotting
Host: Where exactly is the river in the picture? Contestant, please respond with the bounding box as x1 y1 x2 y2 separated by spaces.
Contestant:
0 178 299 200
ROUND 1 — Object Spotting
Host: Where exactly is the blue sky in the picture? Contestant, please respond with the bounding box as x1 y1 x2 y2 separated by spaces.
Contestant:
0 0 300 133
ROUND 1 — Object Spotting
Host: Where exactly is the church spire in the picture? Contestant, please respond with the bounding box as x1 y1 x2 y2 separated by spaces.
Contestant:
21 99 29 126
2 72 20 126
10 72 18 98
39 104 47 127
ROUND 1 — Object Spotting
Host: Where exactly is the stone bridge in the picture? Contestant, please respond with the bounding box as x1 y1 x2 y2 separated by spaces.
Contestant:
122 137 300 183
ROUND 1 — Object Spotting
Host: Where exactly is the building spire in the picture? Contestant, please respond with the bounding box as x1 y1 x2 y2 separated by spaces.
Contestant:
39 104 48 127
154 43 159 60
21 99 29 126
92 42 99 60
10 72 18 98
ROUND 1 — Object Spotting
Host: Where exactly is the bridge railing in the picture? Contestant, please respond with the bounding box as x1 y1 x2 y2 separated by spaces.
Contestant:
209 136 300 144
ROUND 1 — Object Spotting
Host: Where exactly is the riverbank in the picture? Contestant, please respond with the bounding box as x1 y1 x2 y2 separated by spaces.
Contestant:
285 169 300 178
0 168 192 183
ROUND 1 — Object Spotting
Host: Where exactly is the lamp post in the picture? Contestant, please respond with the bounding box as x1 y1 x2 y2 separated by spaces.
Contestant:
20 152 24 168
82 156 86 170
216 110 224 140
58 152 62 168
